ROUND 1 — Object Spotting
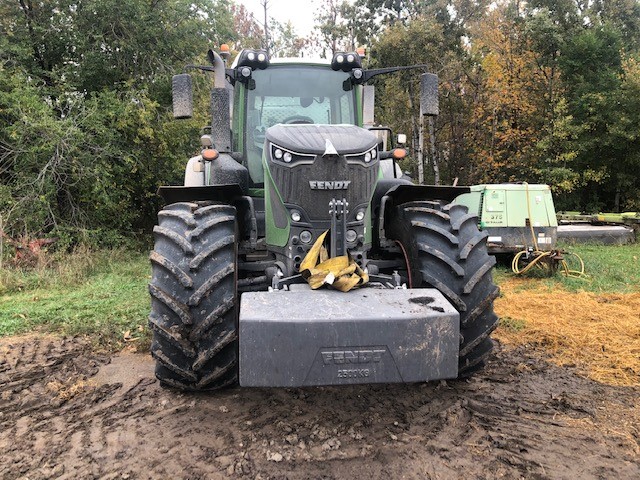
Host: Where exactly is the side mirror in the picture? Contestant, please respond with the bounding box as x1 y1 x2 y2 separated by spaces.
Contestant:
172 74 193 119
362 85 375 126
420 73 439 116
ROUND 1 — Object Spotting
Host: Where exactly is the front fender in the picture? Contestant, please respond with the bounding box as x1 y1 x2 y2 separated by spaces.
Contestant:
157 184 244 205
383 184 471 205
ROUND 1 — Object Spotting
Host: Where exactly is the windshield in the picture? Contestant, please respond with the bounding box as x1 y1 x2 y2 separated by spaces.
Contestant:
248 66 356 127
242 65 357 184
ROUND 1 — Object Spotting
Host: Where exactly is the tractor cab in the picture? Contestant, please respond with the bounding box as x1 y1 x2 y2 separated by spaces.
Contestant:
229 54 361 186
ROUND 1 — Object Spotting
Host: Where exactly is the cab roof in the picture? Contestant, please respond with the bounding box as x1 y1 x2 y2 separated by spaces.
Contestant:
230 52 331 69
269 57 331 66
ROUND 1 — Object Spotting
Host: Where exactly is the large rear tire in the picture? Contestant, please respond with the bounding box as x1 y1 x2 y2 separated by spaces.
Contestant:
148 202 238 391
387 201 499 377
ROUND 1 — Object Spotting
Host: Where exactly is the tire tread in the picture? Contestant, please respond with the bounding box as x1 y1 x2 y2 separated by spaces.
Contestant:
149 202 238 391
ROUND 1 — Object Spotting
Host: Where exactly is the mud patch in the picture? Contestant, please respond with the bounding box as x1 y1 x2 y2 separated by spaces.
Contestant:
1 335 639 479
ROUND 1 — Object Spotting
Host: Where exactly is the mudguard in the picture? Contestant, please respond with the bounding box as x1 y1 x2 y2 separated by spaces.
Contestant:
384 184 471 205
157 184 244 204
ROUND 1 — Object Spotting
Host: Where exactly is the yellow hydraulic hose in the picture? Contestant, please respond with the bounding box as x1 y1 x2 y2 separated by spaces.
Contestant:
512 183 585 278
511 249 585 277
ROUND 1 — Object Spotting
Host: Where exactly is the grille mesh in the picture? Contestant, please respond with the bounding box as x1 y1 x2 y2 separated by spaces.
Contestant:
271 157 378 220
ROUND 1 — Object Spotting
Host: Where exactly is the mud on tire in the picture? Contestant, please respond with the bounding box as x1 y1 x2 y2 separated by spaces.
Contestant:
387 201 500 377
148 202 238 391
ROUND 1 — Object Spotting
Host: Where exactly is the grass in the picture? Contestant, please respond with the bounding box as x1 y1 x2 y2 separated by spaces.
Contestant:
0 249 150 350
493 241 640 293
498 316 526 332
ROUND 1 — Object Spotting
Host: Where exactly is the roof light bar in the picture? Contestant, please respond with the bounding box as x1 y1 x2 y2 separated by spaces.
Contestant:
236 49 270 71
331 51 362 72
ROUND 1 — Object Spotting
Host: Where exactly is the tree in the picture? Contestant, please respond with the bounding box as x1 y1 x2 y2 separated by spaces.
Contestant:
461 1 569 187
370 17 455 184
269 19 311 58
1 0 234 244
368 2 490 185
231 4 264 51
314 0 346 56
314 0 362 56
608 56 640 210
559 24 629 211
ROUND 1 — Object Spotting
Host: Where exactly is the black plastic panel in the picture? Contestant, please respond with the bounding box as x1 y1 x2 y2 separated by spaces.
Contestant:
157 184 243 205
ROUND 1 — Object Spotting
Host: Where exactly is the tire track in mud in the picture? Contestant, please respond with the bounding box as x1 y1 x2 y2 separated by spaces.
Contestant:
1 336 638 480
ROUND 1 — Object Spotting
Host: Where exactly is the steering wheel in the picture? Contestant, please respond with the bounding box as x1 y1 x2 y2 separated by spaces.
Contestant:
282 115 314 124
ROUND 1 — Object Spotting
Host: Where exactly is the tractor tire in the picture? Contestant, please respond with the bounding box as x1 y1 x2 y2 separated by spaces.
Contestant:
148 202 238 391
387 201 500 378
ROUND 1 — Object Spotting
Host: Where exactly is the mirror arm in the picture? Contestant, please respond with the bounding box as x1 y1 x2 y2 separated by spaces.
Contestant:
185 64 215 73
358 65 430 84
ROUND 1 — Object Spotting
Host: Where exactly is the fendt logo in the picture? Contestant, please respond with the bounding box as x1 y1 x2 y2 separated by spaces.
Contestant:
321 349 386 365
309 180 351 190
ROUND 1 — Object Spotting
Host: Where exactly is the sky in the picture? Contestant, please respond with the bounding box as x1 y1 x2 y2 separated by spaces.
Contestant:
240 0 319 37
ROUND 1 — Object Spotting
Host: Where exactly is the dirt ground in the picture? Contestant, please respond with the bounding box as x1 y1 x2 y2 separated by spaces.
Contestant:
1 335 638 480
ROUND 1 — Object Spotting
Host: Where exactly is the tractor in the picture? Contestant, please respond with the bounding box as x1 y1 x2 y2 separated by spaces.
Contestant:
149 47 499 390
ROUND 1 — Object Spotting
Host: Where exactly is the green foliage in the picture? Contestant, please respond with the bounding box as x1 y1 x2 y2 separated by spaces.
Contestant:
555 23 640 212
1 0 234 245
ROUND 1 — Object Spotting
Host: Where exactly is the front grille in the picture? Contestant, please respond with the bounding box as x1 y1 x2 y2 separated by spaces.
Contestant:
270 156 377 221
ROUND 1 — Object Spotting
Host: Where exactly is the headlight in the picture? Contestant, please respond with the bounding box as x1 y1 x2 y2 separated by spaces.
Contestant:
270 143 315 165
331 51 362 71
345 147 378 165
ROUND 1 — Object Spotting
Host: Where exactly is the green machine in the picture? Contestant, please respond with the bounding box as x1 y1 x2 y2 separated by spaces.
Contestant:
148 47 499 391
455 184 558 254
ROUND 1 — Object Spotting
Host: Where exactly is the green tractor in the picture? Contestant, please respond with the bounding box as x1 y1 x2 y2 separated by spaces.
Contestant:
149 47 499 390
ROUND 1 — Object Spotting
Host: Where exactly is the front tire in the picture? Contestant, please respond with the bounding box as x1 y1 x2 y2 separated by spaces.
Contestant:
148 202 238 391
387 201 499 377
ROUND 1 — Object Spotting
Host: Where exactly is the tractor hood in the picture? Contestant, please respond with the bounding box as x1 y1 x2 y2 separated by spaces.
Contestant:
265 124 377 155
